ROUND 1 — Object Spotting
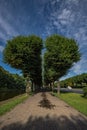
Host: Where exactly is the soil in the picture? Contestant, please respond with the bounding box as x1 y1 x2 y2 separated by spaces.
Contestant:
0 92 87 130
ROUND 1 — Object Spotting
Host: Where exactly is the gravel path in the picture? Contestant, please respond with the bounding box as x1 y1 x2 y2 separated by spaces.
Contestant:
0 92 87 130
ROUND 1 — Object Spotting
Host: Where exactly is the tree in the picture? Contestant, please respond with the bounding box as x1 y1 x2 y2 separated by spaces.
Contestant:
3 35 43 93
0 66 25 90
60 73 87 88
44 34 80 94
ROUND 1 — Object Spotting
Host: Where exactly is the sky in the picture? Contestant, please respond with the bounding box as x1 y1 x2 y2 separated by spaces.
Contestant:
0 0 87 80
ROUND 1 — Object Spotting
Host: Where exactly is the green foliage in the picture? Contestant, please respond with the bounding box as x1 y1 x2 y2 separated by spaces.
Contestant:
0 90 25 101
3 35 43 91
83 87 87 97
0 66 25 90
60 73 87 88
0 66 26 101
44 34 80 85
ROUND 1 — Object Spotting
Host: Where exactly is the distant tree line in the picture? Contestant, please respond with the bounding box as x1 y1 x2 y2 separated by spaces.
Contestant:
0 66 26 91
60 73 87 88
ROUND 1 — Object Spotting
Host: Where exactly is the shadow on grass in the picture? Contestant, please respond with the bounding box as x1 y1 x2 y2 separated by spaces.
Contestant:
38 92 55 109
1 114 87 130
81 94 87 99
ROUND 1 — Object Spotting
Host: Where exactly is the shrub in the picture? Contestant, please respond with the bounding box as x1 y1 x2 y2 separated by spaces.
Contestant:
83 87 87 97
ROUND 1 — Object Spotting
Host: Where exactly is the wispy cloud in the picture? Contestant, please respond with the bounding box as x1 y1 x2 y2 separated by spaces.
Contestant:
74 27 87 47
71 58 87 74
60 58 87 80
45 0 87 37
58 8 74 24
0 0 87 77
67 0 79 5
44 0 87 79
0 16 18 42
0 32 7 42
0 45 4 52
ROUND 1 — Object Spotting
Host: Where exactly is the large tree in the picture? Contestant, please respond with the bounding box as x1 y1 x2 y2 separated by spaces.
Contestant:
3 35 43 93
44 34 80 93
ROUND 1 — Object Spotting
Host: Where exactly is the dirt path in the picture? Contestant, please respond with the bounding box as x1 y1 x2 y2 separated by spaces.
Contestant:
0 92 87 130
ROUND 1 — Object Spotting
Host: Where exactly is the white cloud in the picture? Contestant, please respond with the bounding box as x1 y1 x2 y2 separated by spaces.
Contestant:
0 32 7 42
74 27 87 49
72 63 81 74
0 17 18 41
67 0 79 5
71 57 87 75
0 45 4 52
60 58 87 80
58 8 75 25
74 28 87 40
58 9 71 19
45 0 87 50
51 0 60 5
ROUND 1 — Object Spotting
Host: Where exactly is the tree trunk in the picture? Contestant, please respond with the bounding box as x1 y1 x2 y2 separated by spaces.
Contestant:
34 84 40 92
31 81 34 92
52 82 54 91
26 80 31 95
49 83 51 88
57 80 60 95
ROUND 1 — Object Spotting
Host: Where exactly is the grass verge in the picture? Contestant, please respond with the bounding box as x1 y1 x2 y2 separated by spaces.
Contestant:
0 94 29 116
52 92 87 116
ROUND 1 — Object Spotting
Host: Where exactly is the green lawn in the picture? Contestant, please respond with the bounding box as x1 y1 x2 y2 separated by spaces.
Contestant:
0 94 29 116
52 92 87 116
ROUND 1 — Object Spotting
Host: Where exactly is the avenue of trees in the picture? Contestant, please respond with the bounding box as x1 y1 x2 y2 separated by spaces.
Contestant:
3 34 80 94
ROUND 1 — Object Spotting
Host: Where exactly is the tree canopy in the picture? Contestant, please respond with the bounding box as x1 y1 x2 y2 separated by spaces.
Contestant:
44 34 80 85
3 34 81 93
3 35 43 92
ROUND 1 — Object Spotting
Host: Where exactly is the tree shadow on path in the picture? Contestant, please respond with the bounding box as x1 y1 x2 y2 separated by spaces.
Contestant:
1 114 87 130
38 92 55 109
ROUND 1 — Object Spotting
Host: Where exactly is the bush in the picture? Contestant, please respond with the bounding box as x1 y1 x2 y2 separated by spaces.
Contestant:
0 66 26 90
83 87 87 97
0 89 25 101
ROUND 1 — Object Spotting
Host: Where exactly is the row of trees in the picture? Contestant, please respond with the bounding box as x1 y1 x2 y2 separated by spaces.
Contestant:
60 73 87 88
3 34 80 94
0 66 25 90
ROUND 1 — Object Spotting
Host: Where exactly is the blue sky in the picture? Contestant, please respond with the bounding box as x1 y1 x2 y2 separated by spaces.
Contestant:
0 0 87 80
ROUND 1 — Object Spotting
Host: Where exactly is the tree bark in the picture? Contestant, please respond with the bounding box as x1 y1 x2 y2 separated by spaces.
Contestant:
57 80 60 95
31 81 34 92
26 79 31 95
51 82 54 91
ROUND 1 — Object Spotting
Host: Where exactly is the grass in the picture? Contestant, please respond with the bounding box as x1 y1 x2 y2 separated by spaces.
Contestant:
52 92 87 116
0 94 29 116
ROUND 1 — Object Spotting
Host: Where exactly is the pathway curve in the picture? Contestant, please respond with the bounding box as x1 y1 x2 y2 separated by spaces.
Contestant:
0 92 87 130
